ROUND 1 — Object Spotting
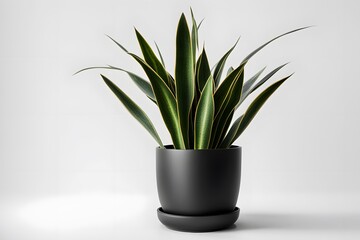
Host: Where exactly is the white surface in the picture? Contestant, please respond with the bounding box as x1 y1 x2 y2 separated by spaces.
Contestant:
1 0 360 239
1 193 359 239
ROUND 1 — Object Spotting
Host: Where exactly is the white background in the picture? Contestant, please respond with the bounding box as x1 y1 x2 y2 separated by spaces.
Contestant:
1 0 359 239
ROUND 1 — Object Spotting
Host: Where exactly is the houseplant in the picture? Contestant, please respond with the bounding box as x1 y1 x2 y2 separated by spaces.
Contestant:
76 9 308 232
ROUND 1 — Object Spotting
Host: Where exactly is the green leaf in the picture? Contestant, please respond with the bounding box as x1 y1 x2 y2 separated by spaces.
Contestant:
196 48 211 92
197 18 204 30
107 65 157 102
129 53 185 149
188 104 195 149
219 114 243 147
241 67 266 98
238 63 288 107
217 109 235 147
213 38 240 88
220 75 293 148
154 41 166 67
213 61 247 117
166 72 176 93
194 76 214 149
226 66 234 76
101 75 163 148
74 66 156 103
107 33 175 94
190 7 199 64
241 27 311 64
123 70 156 103
211 66 244 148
106 34 129 53
175 13 195 148
234 66 266 109
135 29 174 90
249 63 288 94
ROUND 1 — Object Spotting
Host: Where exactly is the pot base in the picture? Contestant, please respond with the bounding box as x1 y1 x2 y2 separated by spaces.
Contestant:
157 207 239 232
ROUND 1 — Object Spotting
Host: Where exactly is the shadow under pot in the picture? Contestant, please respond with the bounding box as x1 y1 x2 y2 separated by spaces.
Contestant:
156 145 241 232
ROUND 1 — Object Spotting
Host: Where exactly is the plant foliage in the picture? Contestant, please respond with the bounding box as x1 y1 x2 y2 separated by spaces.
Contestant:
75 9 309 149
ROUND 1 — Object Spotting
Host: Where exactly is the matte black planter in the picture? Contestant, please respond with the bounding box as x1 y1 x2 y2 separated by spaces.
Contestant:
156 145 241 232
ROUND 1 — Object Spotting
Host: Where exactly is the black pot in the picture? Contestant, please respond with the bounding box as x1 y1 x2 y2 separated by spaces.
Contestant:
156 145 241 231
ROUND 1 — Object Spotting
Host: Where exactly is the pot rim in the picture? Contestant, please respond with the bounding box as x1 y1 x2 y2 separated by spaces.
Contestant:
156 145 241 152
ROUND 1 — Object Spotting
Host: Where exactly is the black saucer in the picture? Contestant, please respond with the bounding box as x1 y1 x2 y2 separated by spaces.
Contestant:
157 207 240 232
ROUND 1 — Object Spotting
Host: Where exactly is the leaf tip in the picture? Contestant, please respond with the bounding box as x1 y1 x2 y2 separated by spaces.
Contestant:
198 18 205 29
279 62 290 69
303 25 316 29
180 12 187 22
100 74 110 82
134 27 142 39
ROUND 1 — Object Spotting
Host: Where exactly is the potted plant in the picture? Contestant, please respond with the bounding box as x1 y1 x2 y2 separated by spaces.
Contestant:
76 9 308 232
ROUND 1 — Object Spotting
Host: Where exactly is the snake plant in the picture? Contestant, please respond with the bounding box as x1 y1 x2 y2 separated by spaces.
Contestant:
76 9 308 149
